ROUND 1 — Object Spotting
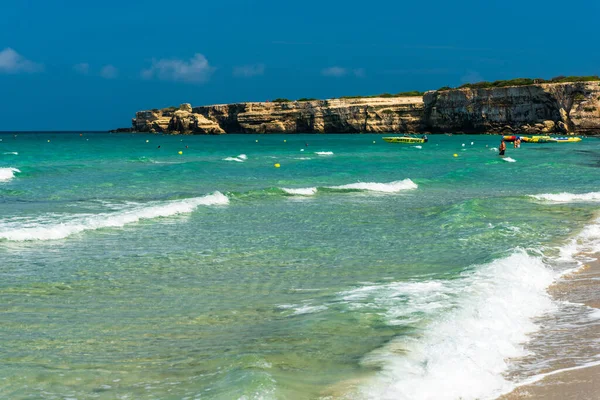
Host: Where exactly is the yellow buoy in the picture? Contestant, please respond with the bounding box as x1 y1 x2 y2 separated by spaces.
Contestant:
284 139 287 143
178 151 183 155
274 163 280 168
453 153 458 157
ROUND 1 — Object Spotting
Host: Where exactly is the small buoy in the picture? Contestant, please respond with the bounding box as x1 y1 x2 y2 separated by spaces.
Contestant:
274 163 280 168
471 142 474 145
462 143 465 147
146 140 149 143
284 140 287 143
300 149 304 152
373 141 376 144
47 140 50 142
453 153 458 157
255 140 259 143
178 151 183 155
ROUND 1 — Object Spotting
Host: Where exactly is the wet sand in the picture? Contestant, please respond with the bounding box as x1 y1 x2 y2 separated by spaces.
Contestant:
499 256 600 399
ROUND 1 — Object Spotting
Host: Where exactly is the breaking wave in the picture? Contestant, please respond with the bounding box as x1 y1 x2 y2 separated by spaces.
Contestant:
280 179 418 196
0 167 20 182
530 192 600 203
0 192 229 241
353 250 556 400
224 154 248 162
281 187 318 196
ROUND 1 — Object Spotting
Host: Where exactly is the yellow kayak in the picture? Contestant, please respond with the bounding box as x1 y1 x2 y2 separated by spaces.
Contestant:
383 136 427 144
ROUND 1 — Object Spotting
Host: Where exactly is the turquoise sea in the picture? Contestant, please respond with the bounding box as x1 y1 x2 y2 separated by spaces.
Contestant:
1 133 600 399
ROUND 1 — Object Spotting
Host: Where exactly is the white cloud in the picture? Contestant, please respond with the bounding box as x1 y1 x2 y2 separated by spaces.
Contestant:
321 66 347 77
100 65 118 79
73 63 90 75
321 66 365 78
142 53 215 83
233 64 265 78
0 48 43 74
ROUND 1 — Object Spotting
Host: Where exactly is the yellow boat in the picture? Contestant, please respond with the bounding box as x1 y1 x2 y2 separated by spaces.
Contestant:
521 136 555 143
502 135 581 143
553 137 582 143
504 135 582 143
383 136 427 144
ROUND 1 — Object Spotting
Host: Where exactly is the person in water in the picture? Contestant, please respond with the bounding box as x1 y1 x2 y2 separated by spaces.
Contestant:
422 134 428 143
499 140 506 156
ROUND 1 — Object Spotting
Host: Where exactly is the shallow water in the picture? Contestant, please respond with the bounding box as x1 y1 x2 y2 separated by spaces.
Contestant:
1 133 599 399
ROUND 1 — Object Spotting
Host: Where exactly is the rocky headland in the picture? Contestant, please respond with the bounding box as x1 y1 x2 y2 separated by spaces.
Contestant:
123 81 600 135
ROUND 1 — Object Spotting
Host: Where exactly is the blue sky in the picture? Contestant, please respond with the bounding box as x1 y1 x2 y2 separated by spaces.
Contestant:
1 0 598 130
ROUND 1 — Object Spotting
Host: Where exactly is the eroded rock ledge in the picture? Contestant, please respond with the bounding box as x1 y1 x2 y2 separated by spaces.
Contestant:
126 82 600 135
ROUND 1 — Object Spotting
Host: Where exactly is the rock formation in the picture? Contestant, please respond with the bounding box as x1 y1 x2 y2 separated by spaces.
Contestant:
126 82 600 135
133 103 224 134
423 82 600 134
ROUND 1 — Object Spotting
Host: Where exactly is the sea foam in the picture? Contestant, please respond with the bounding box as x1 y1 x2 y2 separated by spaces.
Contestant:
280 179 418 196
315 151 334 155
224 154 247 162
281 187 318 196
0 167 20 182
354 250 556 400
0 192 229 241
557 216 600 261
530 192 600 203
503 157 517 162
327 179 418 193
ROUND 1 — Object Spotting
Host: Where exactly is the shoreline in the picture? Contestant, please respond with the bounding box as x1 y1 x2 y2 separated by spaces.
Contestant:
498 255 600 399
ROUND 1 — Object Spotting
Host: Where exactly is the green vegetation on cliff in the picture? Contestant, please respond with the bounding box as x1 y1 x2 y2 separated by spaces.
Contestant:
455 75 600 90
339 91 425 99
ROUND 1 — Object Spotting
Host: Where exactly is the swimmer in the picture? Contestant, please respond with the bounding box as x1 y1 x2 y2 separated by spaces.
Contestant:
499 140 506 156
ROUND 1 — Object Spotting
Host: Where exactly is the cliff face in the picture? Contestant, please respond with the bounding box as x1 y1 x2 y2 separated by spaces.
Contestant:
129 82 600 134
423 82 600 134
132 97 424 134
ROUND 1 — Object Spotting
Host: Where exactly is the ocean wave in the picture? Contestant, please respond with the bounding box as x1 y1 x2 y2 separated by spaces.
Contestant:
327 179 418 193
354 250 556 400
503 157 517 162
3 152 18 155
530 192 600 203
224 154 247 162
0 192 229 241
281 187 318 196
557 216 600 261
0 167 20 182
280 179 418 196
315 151 334 155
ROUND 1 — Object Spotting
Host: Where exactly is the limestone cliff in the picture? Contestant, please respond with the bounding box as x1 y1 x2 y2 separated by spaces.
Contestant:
132 97 424 134
423 81 600 134
127 82 600 134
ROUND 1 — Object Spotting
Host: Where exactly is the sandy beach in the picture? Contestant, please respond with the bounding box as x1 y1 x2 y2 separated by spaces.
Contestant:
499 256 600 399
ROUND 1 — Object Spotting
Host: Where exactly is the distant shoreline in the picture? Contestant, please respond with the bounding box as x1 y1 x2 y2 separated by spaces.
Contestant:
123 81 600 135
